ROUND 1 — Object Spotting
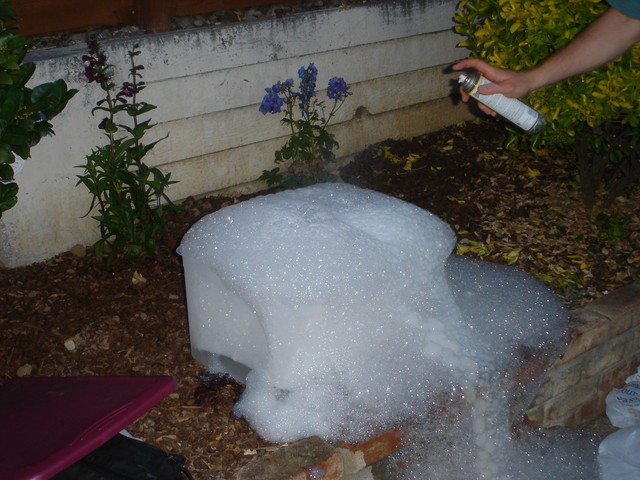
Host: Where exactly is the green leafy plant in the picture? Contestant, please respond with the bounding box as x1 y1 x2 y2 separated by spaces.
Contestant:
594 212 631 240
77 40 179 264
454 0 640 207
0 0 77 216
258 63 351 189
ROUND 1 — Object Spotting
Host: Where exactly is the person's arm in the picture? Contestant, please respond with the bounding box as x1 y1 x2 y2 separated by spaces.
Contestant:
453 7 640 113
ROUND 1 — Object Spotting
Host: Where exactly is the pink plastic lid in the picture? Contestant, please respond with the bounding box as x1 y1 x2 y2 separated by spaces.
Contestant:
0 376 177 480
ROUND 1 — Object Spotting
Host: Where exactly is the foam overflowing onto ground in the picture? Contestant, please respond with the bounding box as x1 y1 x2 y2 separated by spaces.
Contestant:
178 183 600 478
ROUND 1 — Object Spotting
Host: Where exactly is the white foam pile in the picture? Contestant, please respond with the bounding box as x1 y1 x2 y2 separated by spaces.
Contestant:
178 183 600 479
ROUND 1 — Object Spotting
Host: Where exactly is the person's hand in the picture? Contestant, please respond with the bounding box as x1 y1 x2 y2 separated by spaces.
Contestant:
452 59 535 116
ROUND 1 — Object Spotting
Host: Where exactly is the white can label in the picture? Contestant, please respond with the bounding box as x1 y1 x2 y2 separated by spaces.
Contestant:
469 76 540 132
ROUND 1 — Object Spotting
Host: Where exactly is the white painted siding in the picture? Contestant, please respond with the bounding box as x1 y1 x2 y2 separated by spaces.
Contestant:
0 0 472 267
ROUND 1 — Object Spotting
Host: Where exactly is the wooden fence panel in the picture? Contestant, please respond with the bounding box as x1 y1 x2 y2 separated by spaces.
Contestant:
13 0 139 36
13 0 296 36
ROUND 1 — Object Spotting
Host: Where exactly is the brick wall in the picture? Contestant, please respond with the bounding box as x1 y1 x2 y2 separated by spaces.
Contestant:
526 281 640 427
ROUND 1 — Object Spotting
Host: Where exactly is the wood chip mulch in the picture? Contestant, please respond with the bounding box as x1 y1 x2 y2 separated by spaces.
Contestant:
1 119 638 478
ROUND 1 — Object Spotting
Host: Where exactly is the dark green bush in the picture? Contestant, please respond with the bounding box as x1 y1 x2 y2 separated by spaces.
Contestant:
77 41 179 264
0 0 76 216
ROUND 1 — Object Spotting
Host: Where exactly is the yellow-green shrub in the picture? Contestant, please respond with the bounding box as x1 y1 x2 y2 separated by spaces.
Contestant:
454 0 640 206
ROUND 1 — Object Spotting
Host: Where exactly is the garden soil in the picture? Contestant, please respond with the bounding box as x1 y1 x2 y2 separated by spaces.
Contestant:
1 119 638 478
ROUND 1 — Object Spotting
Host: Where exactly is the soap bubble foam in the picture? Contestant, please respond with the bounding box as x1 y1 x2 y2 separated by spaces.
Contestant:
178 183 599 478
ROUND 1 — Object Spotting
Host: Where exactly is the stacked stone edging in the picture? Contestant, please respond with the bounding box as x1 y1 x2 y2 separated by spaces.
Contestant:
526 281 640 427
233 430 403 480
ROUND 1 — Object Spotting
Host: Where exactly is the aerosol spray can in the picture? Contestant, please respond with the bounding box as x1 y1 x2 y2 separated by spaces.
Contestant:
458 72 546 133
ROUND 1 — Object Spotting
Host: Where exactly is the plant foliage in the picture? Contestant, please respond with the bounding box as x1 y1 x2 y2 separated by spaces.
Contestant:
454 0 640 206
0 0 77 216
77 40 179 264
258 63 351 189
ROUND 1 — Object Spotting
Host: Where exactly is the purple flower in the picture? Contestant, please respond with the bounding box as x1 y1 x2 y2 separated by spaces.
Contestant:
270 79 291 95
327 77 350 101
83 40 109 84
115 82 136 103
83 64 108 84
298 63 318 84
297 63 318 113
259 86 285 115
